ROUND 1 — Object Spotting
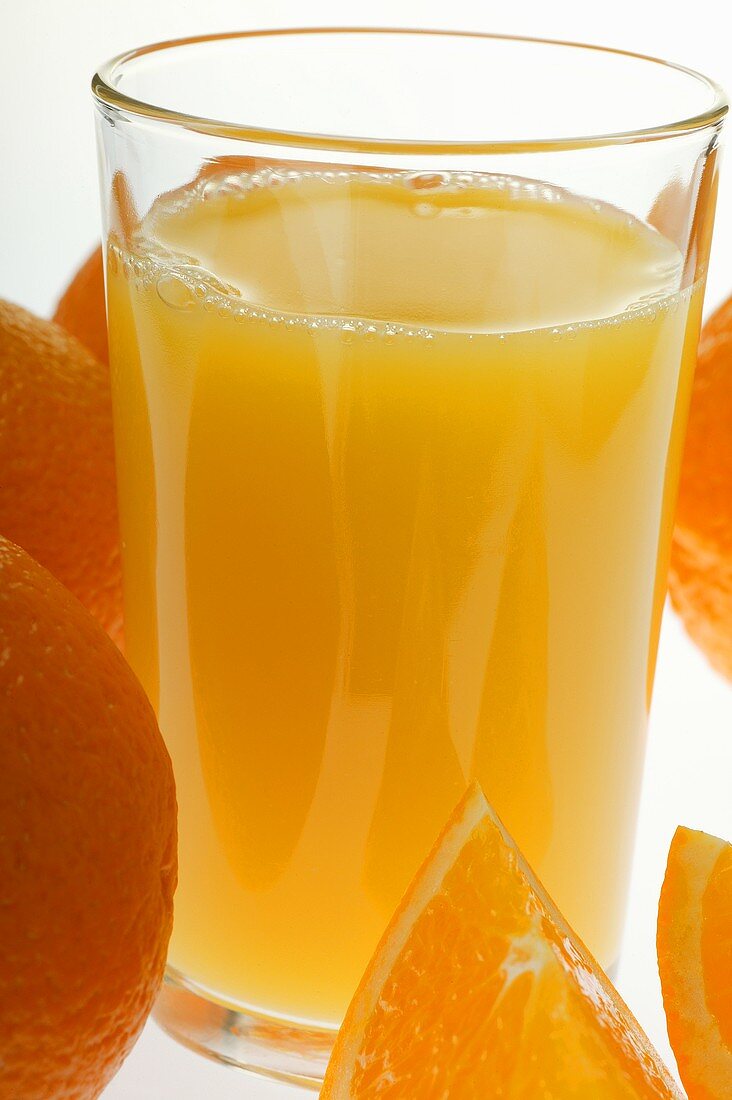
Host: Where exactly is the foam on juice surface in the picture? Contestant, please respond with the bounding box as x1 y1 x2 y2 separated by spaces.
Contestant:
113 167 686 339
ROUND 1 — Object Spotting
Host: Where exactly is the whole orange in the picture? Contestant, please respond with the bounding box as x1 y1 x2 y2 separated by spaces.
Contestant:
0 536 176 1099
670 295 732 677
0 298 123 644
53 245 108 365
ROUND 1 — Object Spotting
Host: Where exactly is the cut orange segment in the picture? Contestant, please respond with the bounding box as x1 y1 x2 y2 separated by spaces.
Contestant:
658 826 732 1100
322 782 681 1098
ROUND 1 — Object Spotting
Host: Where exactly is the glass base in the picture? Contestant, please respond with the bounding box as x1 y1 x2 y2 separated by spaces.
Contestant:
155 959 622 1089
153 967 336 1089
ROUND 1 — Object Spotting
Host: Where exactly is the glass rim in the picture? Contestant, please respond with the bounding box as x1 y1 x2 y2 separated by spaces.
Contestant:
92 26 728 155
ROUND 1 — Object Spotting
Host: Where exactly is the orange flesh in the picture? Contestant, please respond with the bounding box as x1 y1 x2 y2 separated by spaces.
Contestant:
323 783 682 1098
658 826 732 1100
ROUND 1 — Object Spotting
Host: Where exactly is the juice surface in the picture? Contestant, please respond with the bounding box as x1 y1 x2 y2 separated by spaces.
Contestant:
107 167 702 1026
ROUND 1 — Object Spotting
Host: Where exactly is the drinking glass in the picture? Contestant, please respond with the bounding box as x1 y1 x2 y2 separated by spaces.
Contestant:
93 29 726 1087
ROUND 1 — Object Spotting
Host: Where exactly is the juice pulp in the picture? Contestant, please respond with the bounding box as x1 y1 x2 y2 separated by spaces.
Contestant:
107 166 702 1026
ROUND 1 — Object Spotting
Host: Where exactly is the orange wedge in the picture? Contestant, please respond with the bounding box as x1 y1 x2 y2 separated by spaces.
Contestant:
658 826 732 1099
322 782 681 1098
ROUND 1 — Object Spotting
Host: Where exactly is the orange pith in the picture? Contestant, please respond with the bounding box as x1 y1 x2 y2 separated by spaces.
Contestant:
322 783 681 1098
658 826 732 1100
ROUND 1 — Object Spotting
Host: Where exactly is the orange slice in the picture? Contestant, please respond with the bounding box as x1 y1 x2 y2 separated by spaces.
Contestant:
322 782 681 1098
658 826 732 1099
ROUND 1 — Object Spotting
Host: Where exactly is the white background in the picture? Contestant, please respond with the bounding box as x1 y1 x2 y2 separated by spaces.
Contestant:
1 2 731 1097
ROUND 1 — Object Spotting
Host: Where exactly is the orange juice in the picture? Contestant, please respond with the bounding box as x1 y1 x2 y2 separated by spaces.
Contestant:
107 167 702 1026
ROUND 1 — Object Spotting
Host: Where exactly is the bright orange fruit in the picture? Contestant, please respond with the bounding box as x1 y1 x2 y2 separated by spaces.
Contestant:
53 245 108 365
322 782 681 1098
658 826 732 1100
0 536 177 1099
0 298 123 644
669 294 732 678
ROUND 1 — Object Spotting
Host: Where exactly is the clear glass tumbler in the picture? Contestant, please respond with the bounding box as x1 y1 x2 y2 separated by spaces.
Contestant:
93 29 726 1087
